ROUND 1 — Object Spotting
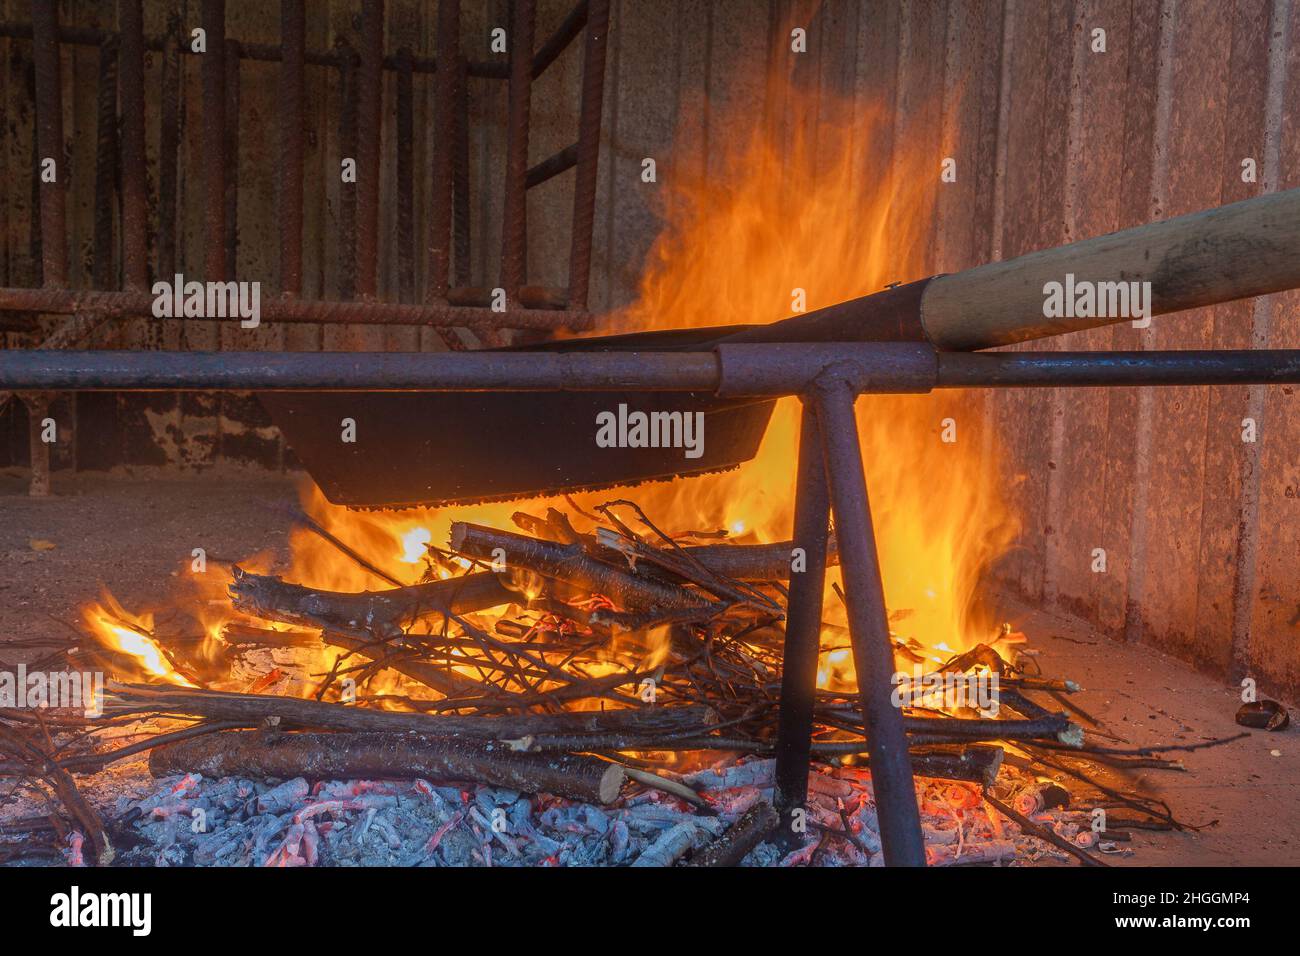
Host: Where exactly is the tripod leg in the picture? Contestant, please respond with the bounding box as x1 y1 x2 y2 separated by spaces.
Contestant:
772 401 831 848
813 380 926 867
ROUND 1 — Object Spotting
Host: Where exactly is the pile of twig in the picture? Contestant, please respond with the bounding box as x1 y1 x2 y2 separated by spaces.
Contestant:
0 499 1226 866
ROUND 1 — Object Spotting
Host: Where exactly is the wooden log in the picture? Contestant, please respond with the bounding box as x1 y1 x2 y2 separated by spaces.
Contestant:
631 817 726 867
511 509 839 581
228 567 517 637
449 523 714 613
686 801 779 867
318 632 479 697
909 745 1003 788
819 707 1083 746
105 683 714 741
148 730 625 805
921 186 1300 349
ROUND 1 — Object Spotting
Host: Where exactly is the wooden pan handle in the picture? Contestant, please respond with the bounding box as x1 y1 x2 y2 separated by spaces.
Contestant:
919 187 1300 350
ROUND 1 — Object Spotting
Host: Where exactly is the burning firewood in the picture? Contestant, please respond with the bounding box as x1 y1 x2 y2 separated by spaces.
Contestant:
685 800 780 867
104 683 717 741
449 522 717 615
228 567 516 638
148 730 626 805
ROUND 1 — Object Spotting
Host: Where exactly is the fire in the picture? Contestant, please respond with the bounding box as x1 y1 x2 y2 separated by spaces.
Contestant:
272 73 1017 687
83 598 196 687
78 61 1018 703
609 79 1019 677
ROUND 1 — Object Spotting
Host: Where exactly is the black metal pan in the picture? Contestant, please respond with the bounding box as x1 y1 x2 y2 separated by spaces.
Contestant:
257 325 777 509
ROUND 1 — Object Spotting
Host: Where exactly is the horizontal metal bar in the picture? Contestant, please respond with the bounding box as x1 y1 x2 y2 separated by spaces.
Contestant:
4 349 1300 394
0 20 509 79
936 350 1300 387
0 288 592 332
0 350 722 392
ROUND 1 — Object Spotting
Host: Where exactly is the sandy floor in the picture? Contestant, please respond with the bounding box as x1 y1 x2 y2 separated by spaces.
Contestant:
1 470 1296 866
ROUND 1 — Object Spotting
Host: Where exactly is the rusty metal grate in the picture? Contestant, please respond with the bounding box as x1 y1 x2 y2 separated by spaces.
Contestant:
0 0 611 489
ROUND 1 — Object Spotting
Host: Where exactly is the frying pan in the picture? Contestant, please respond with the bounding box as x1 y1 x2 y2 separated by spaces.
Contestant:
258 324 779 509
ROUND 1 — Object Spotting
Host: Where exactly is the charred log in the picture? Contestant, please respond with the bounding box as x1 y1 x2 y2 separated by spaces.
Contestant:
228 567 517 638
106 683 715 741
149 729 625 805
450 522 715 614
686 800 779 867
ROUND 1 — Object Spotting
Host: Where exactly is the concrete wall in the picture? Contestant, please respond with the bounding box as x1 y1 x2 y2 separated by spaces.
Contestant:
3 0 1300 697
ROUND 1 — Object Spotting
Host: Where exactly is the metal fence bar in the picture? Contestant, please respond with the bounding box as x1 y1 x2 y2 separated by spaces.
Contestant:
0 18 510 78
566 0 608 311
337 38 358 301
31 0 66 288
0 287 593 332
429 0 459 302
118 0 147 290
355 0 384 297
500 0 536 304
201 0 226 282
158 18 181 280
92 37 119 290
224 39 241 275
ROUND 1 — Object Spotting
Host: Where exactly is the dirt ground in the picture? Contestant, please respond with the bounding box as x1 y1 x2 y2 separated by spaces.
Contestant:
1 470 1296 866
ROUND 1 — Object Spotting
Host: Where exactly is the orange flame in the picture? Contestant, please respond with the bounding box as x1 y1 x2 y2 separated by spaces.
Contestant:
80 60 1018 704
280 81 1017 690
83 597 196 687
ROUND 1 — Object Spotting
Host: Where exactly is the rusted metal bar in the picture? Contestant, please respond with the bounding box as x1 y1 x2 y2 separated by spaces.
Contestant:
937 350 1300 387
0 19 509 78
31 0 66 288
92 37 119 291
525 142 578 189
532 0 588 79
429 1 459 301
27 131 41 278
394 47 414 302
0 287 593 331
772 401 831 848
10 347 1300 394
355 0 384 298
224 39 241 275
452 53 471 289
21 393 51 496
337 38 358 301
201 0 226 282
0 349 720 392
158 18 181 280
278 0 304 296
118 0 147 290
500 0 536 303
812 377 926 867
566 0 608 311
